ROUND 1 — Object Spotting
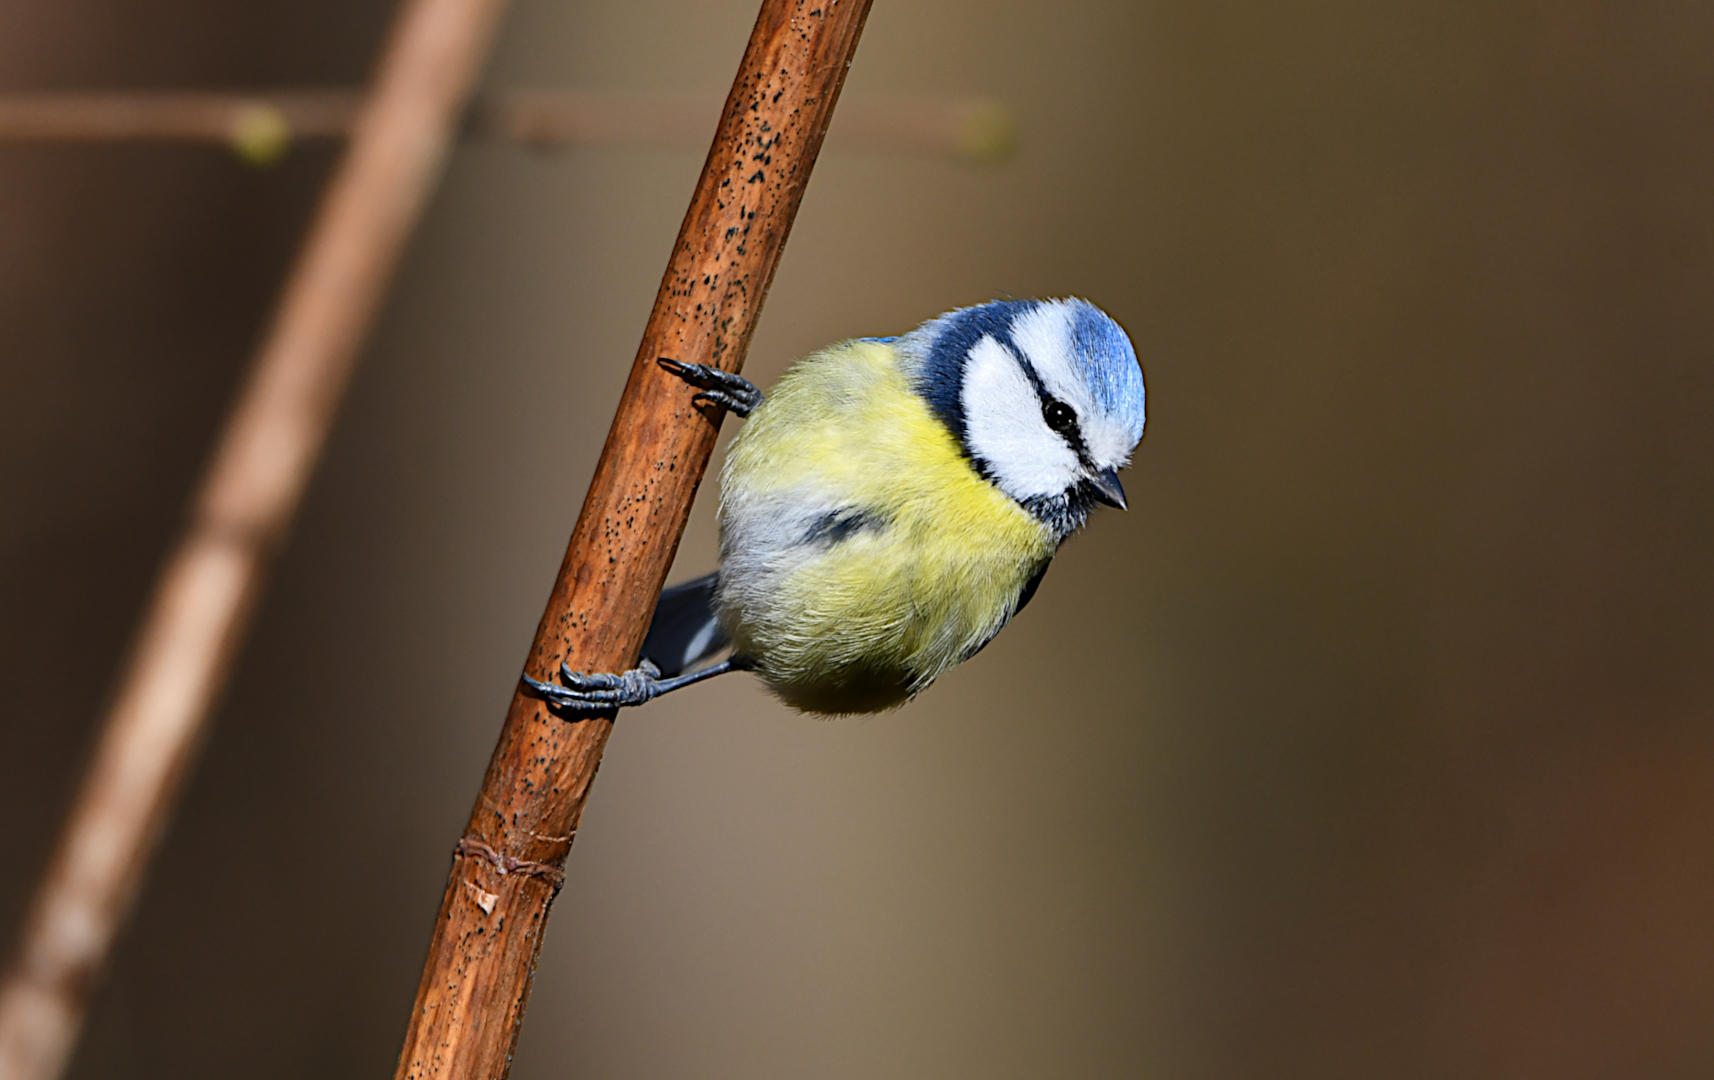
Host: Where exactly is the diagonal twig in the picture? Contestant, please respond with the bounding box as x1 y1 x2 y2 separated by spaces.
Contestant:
389 1 873 1076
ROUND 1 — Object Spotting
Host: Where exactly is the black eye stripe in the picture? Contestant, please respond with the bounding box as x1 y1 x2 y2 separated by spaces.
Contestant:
1015 355 1092 461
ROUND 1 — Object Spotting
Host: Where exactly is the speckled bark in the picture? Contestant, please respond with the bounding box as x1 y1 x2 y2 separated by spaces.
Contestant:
389 3 872 1077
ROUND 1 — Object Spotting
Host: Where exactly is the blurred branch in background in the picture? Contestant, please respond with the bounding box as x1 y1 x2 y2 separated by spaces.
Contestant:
0 0 512 1077
0 90 1017 165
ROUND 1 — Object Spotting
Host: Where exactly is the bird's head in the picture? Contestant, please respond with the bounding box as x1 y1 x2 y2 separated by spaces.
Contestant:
900 298 1147 538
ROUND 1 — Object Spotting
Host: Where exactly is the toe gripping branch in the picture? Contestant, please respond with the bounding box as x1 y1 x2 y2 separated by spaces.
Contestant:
523 660 667 712
657 357 763 417
522 655 753 717
521 360 762 718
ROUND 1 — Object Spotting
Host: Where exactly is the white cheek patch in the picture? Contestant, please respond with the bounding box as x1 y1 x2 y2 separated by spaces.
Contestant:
1006 299 1145 471
961 334 1081 501
1008 301 1094 417
1081 415 1137 469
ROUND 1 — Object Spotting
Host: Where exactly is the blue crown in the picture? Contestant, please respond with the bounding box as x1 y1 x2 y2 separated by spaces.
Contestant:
907 298 1145 448
1069 301 1145 438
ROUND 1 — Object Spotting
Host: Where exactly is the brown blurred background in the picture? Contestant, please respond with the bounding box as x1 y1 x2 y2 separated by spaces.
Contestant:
4 0 1714 1077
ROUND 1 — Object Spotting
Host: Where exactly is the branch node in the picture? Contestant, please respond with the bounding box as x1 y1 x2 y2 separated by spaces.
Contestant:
452 838 567 891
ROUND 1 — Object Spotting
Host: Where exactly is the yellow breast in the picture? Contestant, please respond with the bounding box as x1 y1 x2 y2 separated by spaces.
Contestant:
717 340 1055 713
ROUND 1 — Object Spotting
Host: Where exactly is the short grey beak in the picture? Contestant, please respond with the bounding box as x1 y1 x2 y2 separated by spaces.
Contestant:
1088 467 1128 511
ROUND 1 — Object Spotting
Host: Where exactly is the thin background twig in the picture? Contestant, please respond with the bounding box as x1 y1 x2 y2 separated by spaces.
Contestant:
0 90 1015 163
0 0 511 1076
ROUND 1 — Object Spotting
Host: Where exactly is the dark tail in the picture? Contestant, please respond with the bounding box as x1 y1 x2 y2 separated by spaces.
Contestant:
640 571 729 677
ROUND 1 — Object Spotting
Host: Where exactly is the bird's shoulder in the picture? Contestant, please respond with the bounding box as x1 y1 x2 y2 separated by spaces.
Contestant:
723 340 1029 528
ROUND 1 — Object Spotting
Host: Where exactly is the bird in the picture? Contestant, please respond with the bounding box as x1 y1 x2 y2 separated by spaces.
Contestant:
524 297 1147 716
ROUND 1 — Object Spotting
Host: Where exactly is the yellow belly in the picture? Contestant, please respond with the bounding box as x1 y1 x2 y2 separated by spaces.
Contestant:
716 340 1055 714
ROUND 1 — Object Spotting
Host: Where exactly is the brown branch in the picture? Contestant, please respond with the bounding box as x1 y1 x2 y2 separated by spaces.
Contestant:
0 0 511 1077
389 1 872 1077
0 89 1010 163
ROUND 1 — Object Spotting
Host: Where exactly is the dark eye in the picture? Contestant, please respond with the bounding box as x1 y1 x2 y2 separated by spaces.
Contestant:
1042 398 1078 435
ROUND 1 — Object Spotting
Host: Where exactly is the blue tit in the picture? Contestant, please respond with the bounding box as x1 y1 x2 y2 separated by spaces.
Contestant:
525 297 1147 716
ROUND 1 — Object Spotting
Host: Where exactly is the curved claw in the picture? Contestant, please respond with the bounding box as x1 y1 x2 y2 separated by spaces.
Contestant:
523 660 664 713
521 654 744 719
557 670 622 692
692 390 752 414
521 673 605 710
559 659 658 690
656 357 763 417
654 357 700 380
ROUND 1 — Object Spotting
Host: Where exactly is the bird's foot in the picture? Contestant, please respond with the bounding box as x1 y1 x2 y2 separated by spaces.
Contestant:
522 654 754 717
657 358 763 417
524 659 666 712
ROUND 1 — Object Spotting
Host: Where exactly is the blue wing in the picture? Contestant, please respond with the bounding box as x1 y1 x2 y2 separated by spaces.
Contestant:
641 572 730 676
